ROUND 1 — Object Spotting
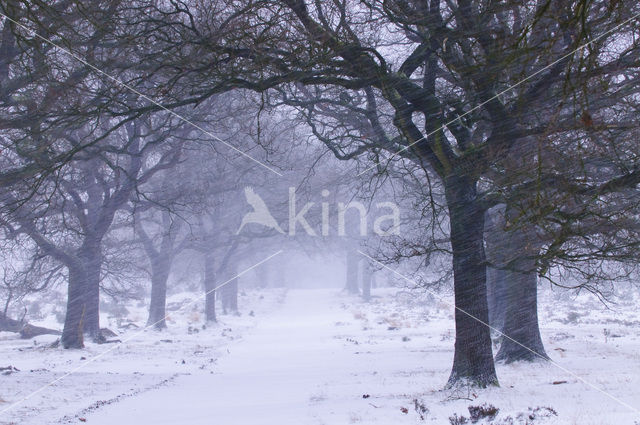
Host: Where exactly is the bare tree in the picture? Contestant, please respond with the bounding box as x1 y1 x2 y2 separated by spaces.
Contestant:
0 111 184 347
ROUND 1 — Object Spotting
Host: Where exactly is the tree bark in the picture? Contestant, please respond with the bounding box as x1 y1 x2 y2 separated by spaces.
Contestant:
147 256 170 329
79 243 101 339
486 266 508 333
495 267 548 363
61 241 103 347
139 212 179 330
445 176 498 388
61 263 88 349
345 249 360 294
485 209 508 333
494 216 548 363
204 252 216 323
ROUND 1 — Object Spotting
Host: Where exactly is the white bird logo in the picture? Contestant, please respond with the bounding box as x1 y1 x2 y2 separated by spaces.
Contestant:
236 187 285 234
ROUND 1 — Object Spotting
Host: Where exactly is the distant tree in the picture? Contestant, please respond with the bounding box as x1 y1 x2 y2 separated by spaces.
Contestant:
135 208 185 330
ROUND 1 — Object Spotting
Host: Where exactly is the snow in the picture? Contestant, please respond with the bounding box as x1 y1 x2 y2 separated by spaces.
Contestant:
0 287 639 424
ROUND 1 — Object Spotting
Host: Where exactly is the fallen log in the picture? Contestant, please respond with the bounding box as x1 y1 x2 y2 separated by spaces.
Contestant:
19 323 61 339
0 314 23 333
0 314 61 339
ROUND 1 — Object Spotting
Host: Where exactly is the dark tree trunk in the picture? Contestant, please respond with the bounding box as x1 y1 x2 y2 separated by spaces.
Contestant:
345 249 360 294
80 245 101 339
140 212 178 330
204 252 216 323
484 208 508 333
495 267 548 362
61 242 103 348
486 266 508 333
494 213 548 363
222 262 238 314
61 264 88 349
445 176 498 388
147 257 170 329
362 262 372 302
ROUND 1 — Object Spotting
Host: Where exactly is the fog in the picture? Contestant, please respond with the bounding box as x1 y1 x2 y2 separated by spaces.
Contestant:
0 1 639 424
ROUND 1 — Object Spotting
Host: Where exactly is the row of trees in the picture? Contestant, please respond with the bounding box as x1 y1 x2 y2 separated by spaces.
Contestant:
1 0 639 390
0 42 300 345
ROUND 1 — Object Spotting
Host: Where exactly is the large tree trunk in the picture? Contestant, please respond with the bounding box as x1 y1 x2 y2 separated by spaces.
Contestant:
486 266 507 333
485 209 508 333
147 256 170 329
80 243 101 339
61 263 88 349
141 212 178 330
61 242 103 348
345 249 360 294
203 252 216 323
495 214 548 363
495 267 548 362
445 176 498 388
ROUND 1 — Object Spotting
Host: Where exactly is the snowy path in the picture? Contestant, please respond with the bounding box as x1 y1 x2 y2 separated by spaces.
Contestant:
85 289 380 425
68 287 640 425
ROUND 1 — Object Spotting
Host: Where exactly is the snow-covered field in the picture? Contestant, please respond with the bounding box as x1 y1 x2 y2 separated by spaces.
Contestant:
1 286 639 425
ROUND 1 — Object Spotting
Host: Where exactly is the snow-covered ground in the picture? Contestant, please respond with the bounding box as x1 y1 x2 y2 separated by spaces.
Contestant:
0 286 639 424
